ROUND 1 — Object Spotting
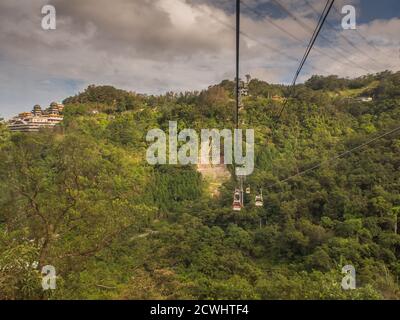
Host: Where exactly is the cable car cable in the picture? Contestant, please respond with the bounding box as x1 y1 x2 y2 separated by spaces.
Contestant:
304 0 385 71
276 0 335 120
265 125 400 190
241 1 368 73
270 0 372 74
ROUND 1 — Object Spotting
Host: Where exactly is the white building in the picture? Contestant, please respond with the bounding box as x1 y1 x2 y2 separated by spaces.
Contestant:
7 103 64 132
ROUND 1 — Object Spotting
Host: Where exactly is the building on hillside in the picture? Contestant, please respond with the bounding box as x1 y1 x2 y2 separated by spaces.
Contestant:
32 104 43 116
7 102 64 132
47 102 64 115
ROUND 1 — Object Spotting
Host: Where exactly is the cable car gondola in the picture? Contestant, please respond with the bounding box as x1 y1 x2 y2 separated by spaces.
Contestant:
255 189 264 207
232 189 242 211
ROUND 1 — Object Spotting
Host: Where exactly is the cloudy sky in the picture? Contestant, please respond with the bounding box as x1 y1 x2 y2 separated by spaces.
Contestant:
0 0 399 118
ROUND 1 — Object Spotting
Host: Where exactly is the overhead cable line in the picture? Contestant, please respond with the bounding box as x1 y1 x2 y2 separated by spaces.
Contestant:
193 0 363 76
270 0 373 74
241 1 305 43
290 0 334 87
276 0 335 119
269 0 316 35
304 0 385 71
241 0 373 75
331 2 383 53
235 0 245 208
265 125 400 190
193 2 326 74
236 0 240 129
331 3 396 71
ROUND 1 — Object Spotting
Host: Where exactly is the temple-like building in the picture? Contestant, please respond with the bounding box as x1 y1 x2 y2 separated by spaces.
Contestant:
7 102 64 132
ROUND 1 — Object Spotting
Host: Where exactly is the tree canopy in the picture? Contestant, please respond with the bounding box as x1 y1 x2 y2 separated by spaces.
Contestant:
1 71 400 300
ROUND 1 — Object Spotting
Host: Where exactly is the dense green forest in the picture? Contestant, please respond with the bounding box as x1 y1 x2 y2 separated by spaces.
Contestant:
1 71 400 300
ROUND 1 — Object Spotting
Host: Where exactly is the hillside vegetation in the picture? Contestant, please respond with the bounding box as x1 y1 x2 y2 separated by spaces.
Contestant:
0 71 400 299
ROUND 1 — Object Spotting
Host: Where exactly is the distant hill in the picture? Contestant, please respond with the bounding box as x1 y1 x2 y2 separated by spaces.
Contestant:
1 71 399 300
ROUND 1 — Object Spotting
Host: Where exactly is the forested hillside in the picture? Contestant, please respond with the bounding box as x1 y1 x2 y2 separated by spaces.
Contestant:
1 71 399 300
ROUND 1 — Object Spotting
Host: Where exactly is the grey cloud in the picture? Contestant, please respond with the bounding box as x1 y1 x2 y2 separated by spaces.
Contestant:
49 0 234 59
0 0 399 118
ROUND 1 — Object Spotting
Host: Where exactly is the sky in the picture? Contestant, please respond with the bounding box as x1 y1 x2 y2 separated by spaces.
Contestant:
0 0 399 119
